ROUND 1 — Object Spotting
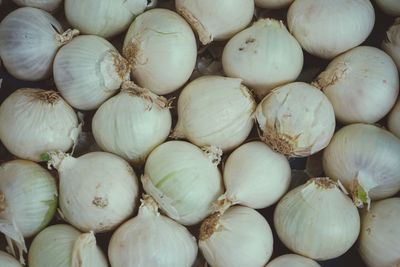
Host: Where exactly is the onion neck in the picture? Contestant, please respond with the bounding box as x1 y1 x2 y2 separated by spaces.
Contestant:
312 62 349 90
201 145 223 165
120 81 171 109
212 194 234 215
138 195 160 217
177 6 213 45
199 213 221 241
109 50 131 81
46 151 75 171
56 29 79 46
71 232 97 267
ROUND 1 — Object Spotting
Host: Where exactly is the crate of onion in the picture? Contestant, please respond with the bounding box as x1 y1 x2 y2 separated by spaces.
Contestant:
0 0 399 266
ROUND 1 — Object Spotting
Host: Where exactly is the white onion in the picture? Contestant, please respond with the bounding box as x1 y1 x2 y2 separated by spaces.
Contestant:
199 206 273 267
287 0 375 59
388 99 400 138
109 195 198 267
65 0 153 38
0 160 57 264
173 76 256 151
266 254 321 267
48 151 139 233
176 0 254 45
11 0 62 12
323 123 400 208
28 224 108 267
382 18 400 70
255 82 335 157
359 198 400 267
0 89 79 162
255 0 294 9
92 82 172 165
0 7 78 81
54 35 130 110
0 251 21 267
143 141 223 225
123 8 197 95
222 18 303 98
274 178 360 260
313 46 399 124
215 141 291 211
374 0 400 16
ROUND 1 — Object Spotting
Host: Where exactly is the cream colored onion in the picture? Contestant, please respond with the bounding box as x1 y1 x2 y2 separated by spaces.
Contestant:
287 0 375 59
143 141 223 225
0 7 78 81
359 198 400 267
388 99 400 138
313 46 399 124
48 151 139 233
323 123 400 208
109 195 197 267
0 160 57 264
215 141 291 211
12 0 62 12
29 224 108 267
382 18 400 70
222 18 303 98
255 82 335 157
65 0 154 38
123 8 197 95
176 0 254 45
173 76 256 151
54 35 130 110
274 178 360 260
255 0 294 9
199 206 273 267
0 251 21 267
92 82 172 165
0 89 79 162
375 0 400 16
266 254 321 267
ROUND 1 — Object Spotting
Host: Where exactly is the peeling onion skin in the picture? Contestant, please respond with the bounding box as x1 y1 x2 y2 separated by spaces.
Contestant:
382 18 400 71
388 99 400 138
176 0 254 45
0 251 22 267
374 0 400 16
323 124 400 205
255 0 294 9
359 198 400 267
274 178 360 261
123 8 197 95
255 82 335 158
287 0 375 59
12 0 62 12
265 254 321 267
313 46 399 124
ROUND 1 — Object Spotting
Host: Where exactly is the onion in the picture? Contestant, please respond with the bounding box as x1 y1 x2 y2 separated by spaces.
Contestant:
358 198 400 267
173 76 256 151
374 0 400 16
0 160 57 264
65 0 154 38
382 18 400 70
48 151 139 233
255 82 335 157
323 123 400 208
255 0 294 9
215 141 291 211
142 141 223 225
388 99 400 138
313 46 399 124
222 18 303 98
11 0 62 12
92 82 172 165
274 178 360 260
28 224 108 267
199 206 273 267
109 195 198 267
0 251 21 267
123 8 197 95
287 0 375 59
54 35 130 110
0 89 79 162
265 254 321 267
0 7 78 81
175 0 254 45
